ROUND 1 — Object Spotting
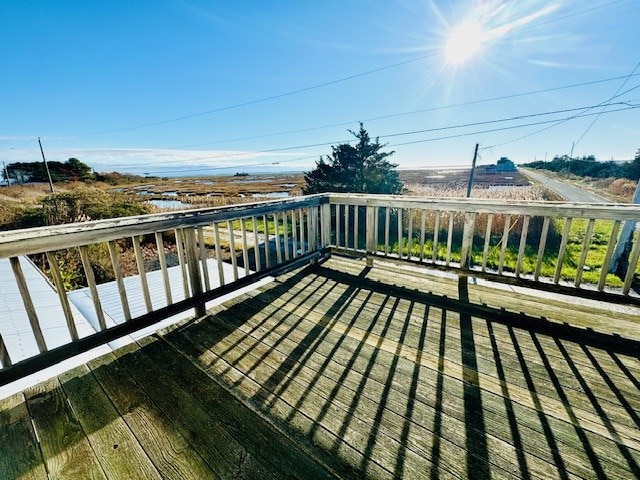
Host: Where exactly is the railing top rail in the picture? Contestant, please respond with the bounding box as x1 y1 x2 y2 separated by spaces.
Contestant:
327 193 640 220
0 194 327 258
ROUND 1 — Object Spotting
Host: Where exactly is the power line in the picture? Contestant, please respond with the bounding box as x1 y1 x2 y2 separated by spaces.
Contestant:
572 59 640 149
112 101 639 168
1 0 630 152
389 104 639 148
167 73 640 149
481 82 640 150
49 52 440 138
519 0 631 33
128 104 640 174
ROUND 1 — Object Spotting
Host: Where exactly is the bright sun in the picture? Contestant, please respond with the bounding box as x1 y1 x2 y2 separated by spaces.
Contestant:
444 20 485 65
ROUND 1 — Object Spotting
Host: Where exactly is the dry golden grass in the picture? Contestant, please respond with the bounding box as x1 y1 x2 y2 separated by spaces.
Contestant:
405 183 561 201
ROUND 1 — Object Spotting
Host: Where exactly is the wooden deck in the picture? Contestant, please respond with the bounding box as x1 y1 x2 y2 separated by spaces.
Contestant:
1 256 639 479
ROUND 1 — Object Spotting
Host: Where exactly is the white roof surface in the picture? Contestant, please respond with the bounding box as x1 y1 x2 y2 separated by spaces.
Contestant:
0 256 98 363
0 256 270 399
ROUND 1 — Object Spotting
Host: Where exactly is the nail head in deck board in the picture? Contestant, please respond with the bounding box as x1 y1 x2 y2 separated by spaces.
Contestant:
86 353 219 480
24 377 107 479
110 341 282 480
57 364 163 479
0 392 47 480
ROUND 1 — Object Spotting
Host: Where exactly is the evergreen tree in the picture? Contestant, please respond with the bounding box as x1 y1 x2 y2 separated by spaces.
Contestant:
303 124 404 195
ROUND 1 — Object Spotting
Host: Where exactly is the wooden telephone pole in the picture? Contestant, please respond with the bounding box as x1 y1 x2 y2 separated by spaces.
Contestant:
38 137 54 193
610 178 640 275
466 143 479 198
2 162 9 187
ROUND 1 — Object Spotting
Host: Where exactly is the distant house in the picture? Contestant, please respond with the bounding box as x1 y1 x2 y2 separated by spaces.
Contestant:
496 157 516 172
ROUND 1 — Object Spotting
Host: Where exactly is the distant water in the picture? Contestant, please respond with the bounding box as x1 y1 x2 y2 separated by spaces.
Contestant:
252 192 290 198
147 199 191 209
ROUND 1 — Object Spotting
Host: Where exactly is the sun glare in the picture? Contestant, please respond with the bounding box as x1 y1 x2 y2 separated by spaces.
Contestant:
444 20 485 65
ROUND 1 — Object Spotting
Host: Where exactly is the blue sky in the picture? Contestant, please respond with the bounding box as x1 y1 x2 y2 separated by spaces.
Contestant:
1 0 638 175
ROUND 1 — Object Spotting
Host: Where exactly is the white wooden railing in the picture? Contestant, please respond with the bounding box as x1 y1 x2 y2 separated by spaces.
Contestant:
0 195 326 384
328 194 640 298
1 193 639 384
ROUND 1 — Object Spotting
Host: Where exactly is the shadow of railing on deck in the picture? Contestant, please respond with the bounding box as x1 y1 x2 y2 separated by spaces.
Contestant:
171 262 640 479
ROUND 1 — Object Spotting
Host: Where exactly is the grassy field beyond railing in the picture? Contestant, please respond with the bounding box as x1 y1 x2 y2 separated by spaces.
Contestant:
328 195 640 297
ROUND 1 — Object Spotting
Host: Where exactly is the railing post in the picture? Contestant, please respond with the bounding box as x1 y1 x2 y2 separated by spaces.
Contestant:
460 212 476 270
366 204 376 267
309 206 319 252
184 228 206 318
321 202 331 249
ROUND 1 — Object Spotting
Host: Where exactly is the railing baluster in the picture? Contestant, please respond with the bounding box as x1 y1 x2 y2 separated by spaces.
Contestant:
175 228 190 299
419 209 426 262
446 212 454 267
132 235 152 313
10 257 47 351
553 218 573 284
384 207 390 255
227 220 239 281
106 242 131 322
598 220 621 291
292 210 298 258
374 206 379 251
78 246 107 331
515 215 531 278
335 204 341 248
197 227 211 292
432 210 440 263
240 219 250 275
263 214 271 268
309 206 318 252
344 204 349 250
354 205 359 250
497 214 512 275
283 212 291 259
273 213 282 264
366 205 376 265
299 209 306 254
534 217 551 281
252 216 260 272
213 222 225 284
155 232 173 305
0 334 11 367
482 214 494 273
397 208 403 259
623 232 640 295
46 251 80 338
575 219 595 287
407 209 413 259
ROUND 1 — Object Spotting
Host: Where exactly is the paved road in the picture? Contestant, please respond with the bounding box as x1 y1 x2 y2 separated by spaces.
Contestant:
520 168 608 203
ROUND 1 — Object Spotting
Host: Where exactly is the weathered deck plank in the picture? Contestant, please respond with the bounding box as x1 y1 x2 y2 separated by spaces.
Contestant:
190 288 638 479
0 392 47 480
57 365 162 479
86 354 217 480
24 377 107 479
1 256 639 480
110 341 284 480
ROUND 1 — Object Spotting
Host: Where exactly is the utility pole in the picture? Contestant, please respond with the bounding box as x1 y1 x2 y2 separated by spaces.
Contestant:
2 162 9 187
466 143 479 198
38 137 54 193
610 178 640 275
